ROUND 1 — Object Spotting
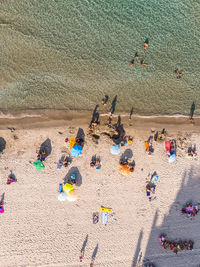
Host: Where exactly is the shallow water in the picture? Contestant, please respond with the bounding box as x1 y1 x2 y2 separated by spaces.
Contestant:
0 0 200 115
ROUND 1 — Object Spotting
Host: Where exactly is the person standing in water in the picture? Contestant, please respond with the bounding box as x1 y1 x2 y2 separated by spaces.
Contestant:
102 95 109 106
143 39 149 50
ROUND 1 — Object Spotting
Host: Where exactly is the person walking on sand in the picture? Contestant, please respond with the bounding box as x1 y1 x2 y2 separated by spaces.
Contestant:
79 250 84 262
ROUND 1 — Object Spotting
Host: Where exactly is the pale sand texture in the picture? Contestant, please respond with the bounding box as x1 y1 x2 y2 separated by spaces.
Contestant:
0 118 200 267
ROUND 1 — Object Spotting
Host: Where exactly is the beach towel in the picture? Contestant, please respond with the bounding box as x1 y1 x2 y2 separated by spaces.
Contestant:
33 160 45 170
144 141 149 151
69 137 76 150
58 192 67 201
165 141 171 152
101 212 108 224
0 205 4 213
59 184 63 193
100 207 113 213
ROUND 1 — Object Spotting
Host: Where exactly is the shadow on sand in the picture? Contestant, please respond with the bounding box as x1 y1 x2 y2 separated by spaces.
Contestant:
0 137 6 153
64 167 82 186
40 138 52 158
142 166 200 267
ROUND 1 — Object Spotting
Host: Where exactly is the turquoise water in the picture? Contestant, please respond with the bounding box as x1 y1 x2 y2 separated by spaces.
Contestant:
0 0 200 115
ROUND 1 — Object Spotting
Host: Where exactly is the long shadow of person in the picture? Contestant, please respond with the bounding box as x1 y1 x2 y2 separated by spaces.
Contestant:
190 102 195 120
89 105 100 129
81 234 88 258
76 128 85 143
110 95 117 115
40 138 52 158
0 192 5 204
90 244 98 266
0 137 6 154
64 167 82 186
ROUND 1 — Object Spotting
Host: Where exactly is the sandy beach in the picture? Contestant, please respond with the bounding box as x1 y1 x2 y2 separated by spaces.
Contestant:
0 114 200 267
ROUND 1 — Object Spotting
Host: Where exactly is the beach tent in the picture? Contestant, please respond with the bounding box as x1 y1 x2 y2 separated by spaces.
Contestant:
33 160 45 170
120 165 130 176
70 144 83 157
58 192 68 201
63 183 74 193
110 144 121 155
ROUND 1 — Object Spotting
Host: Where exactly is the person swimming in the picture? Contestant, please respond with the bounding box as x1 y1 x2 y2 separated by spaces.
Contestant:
102 95 109 106
143 39 149 50
134 52 142 59
129 59 134 67
140 59 148 66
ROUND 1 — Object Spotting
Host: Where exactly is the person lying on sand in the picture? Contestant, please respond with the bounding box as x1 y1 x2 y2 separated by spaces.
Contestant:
37 149 47 161
63 157 71 168
7 173 17 185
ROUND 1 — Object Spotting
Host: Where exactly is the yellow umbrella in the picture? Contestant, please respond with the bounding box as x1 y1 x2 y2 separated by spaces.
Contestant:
120 165 130 176
63 183 74 193
67 191 78 202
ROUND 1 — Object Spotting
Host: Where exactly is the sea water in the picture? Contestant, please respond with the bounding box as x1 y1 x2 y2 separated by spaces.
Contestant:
0 0 200 115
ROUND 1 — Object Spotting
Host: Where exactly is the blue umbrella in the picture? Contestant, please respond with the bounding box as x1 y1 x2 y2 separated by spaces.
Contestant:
168 153 176 163
110 144 121 155
70 144 83 157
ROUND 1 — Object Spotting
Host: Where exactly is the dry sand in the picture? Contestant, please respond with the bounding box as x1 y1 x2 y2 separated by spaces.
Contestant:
0 115 200 267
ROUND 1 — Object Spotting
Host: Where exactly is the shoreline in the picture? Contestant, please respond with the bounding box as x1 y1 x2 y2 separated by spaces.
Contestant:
0 109 199 135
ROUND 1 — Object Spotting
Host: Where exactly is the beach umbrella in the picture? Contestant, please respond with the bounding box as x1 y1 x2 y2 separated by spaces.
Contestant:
110 145 121 155
168 153 176 163
67 191 78 202
33 160 45 170
63 183 74 193
120 165 130 176
58 192 67 201
70 144 82 157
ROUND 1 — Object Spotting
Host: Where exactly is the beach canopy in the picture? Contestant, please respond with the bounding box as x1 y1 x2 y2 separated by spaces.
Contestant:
120 165 130 176
110 144 121 155
70 144 83 157
63 183 74 193
33 160 45 170
58 192 68 201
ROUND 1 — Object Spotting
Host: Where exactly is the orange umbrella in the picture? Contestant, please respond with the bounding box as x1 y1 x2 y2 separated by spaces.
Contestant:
120 165 130 176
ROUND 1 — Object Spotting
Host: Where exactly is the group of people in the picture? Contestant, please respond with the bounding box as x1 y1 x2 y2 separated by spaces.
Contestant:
119 158 135 172
181 202 199 217
187 146 197 158
129 40 149 67
160 235 194 254
90 156 101 170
